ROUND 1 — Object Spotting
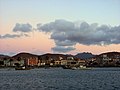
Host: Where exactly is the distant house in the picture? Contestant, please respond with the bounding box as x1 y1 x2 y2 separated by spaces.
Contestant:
85 57 98 67
61 60 68 65
61 56 78 66
27 57 38 66
54 60 61 66
11 58 25 66
3 58 12 66
77 59 86 66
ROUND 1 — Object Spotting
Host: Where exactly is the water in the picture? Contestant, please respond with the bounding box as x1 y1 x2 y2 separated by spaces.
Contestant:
0 68 120 90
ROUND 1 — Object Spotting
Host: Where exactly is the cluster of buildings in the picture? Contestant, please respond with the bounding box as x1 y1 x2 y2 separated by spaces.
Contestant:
86 52 120 67
0 52 120 68
0 53 85 68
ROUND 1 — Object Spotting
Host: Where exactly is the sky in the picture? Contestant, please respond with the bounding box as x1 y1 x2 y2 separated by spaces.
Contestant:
0 0 120 56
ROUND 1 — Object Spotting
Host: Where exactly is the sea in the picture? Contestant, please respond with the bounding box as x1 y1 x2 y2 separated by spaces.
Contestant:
0 67 120 90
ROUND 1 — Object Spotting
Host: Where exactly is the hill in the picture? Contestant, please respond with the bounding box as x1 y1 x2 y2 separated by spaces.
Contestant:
12 52 38 59
75 52 95 59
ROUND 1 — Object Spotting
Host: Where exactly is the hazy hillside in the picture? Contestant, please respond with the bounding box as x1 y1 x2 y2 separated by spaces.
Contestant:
12 52 38 59
75 52 95 59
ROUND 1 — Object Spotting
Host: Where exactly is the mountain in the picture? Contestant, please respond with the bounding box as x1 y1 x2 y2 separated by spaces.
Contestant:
0 54 10 59
12 52 38 59
38 53 67 60
97 52 120 58
0 54 8 57
75 52 95 60
99 52 120 56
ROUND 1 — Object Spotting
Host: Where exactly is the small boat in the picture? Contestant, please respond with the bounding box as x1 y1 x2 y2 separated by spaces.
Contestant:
71 67 78 70
62 65 71 69
71 65 92 70
15 66 31 70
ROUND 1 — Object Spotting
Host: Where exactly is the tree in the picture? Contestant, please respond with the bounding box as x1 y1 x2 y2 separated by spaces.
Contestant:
9 59 13 66
14 63 20 67
0 61 4 66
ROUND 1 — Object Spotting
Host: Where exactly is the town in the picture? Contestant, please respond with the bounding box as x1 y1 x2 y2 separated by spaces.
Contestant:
0 52 120 70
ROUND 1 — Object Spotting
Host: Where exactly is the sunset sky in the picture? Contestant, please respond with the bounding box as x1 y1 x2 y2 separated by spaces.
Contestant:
0 0 120 56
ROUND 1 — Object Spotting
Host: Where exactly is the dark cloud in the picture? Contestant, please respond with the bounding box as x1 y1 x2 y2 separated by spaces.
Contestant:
52 46 75 53
38 19 75 33
0 34 29 39
13 23 32 32
38 19 120 53
55 40 76 46
37 19 76 52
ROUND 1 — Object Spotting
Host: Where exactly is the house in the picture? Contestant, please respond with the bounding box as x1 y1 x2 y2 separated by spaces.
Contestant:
3 58 12 66
61 60 68 65
61 56 78 66
27 57 38 66
54 60 61 66
77 59 86 66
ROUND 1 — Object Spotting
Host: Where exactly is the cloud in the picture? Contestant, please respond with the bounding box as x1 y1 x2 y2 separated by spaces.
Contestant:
38 19 76 52
52 46 75 53
38 19 75 32
38 19 120 53
0 23 31 39
55 40 76 46
0 34 29 39
13 23 32 32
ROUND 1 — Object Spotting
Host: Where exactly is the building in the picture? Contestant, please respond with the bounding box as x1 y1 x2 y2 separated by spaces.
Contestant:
27 57 38 66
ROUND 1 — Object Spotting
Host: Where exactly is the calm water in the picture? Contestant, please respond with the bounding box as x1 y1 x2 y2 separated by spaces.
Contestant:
0 68 120 90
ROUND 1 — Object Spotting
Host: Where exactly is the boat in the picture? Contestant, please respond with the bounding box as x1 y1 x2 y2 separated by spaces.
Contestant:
62 65 92 70
15 66 31 70
61 65 71 69
71 65 92 70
